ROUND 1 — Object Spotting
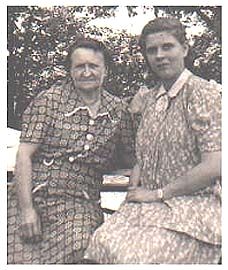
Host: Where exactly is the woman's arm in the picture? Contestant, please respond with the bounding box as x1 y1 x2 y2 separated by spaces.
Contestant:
162 151 221 200
127 151 221 203
15 142 42 242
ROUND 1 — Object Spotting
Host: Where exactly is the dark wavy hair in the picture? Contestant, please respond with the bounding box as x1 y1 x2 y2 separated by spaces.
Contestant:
65 37 113 72
139 17 187 59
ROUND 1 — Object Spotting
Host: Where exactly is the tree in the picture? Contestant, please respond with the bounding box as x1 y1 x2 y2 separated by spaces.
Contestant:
154 6 221 82
7 5 221 130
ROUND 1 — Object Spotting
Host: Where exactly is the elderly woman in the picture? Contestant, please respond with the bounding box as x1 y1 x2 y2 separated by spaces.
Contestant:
84 17 222 264
7 37 135 264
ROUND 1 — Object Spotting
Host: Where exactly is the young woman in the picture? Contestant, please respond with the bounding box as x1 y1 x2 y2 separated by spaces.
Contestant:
84 17 222 264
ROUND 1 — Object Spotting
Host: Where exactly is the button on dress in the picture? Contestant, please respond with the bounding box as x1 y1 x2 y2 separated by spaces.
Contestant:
84 70 222 264
7 79 135 264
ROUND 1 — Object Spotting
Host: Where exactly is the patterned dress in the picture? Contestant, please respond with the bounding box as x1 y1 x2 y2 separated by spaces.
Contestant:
7 79 135 264
84 69 222 264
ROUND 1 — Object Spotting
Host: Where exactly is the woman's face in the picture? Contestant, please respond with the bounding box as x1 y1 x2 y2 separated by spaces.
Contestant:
145 31 188 82
70 47 106 92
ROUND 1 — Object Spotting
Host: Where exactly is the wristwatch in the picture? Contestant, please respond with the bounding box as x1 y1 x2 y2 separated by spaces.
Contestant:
157 188 164 201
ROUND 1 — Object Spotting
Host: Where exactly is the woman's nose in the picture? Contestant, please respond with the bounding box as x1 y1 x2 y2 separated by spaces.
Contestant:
83 65 92 76
156 48 165 58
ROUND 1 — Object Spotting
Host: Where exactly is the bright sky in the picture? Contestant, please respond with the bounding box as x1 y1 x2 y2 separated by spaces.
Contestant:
87 6 206 38
88 6 156 35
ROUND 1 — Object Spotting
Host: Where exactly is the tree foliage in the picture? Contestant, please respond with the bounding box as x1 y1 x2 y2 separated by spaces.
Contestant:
155 6 221 82
7 6 221 130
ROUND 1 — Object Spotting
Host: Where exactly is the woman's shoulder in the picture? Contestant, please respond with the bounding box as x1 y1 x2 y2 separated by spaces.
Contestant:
34 80 66 104
102 90 128 112
102 89 122 103
42 80 67 100
182 74 221 123
185 74 221 98
24 80 71 117
128 85 156 114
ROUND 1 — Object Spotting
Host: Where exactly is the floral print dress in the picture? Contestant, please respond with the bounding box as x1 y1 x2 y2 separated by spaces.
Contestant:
84 69 222 264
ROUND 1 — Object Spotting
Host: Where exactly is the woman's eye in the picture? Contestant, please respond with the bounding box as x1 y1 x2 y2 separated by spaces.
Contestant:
90 64 98 69
72 64 98 70
146 47 157 55
163 44 173 50
72 65 83 70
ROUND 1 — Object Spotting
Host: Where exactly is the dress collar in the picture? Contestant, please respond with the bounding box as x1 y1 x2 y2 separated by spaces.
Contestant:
64 80 119 119
156 69 192 100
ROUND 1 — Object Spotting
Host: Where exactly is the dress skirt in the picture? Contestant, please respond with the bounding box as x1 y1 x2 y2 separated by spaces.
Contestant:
7 183 103 264
84 199 221 264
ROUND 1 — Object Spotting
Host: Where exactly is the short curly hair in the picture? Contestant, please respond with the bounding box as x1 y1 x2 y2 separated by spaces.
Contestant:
65 37 113 72
139 17 187 58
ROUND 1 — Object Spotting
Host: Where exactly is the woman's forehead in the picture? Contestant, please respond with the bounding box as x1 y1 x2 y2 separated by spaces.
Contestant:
145 31 179 45
71 47 105 62
71 47 104 57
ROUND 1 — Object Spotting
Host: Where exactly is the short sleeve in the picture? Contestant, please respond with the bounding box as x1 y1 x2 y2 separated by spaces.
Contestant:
20 91 54 144
187 81 221 153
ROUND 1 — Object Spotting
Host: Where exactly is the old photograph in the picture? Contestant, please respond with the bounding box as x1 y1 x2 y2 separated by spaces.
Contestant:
4 2 223 267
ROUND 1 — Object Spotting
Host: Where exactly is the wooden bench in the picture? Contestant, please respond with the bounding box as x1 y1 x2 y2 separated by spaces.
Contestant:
101 170 130 215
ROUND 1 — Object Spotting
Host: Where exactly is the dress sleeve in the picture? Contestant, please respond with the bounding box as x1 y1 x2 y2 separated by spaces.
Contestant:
187 80 221 153
20 91 54 144
128 86 151 133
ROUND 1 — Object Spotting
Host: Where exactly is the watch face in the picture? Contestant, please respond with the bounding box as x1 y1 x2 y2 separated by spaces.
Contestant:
157 188 164 200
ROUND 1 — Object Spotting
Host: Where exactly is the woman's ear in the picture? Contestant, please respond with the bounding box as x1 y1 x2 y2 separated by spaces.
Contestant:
105 67 108 76
102 68 108 81
99 68 108 87
183 42 189 58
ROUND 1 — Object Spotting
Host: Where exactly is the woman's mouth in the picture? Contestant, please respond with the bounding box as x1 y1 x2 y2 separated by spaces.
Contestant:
79 79 96 83
157 63 170 70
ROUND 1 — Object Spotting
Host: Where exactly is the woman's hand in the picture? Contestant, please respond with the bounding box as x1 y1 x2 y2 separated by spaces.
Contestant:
126 187 161 203
20 207 42 243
